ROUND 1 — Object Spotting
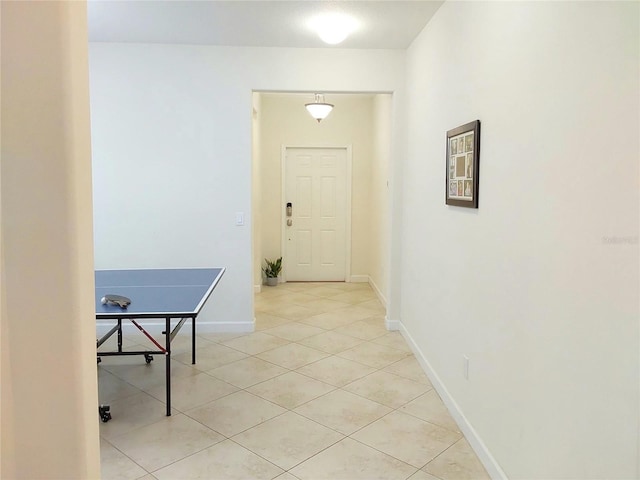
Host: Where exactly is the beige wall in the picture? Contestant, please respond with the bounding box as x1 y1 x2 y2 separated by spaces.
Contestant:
252 94 263 290
368 95 392 303
257 93 379 285
1 1 100 478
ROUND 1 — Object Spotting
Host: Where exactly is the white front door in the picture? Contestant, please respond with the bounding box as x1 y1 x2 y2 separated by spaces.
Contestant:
284 147 349 281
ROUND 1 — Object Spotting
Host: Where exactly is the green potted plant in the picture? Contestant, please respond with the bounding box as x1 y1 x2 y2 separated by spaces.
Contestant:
262 257 282 286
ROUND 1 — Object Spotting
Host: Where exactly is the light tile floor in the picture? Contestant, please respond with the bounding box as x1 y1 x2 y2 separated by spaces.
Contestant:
98 282 490 480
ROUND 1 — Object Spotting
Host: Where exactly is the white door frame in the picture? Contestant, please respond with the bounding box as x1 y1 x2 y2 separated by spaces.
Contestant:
281 145 353 283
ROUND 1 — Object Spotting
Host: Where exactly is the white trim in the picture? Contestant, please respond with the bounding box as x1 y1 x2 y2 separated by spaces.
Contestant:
281 145 352 283
254 284 262 294
368 276 388 308
280 145 287 281
193 267 226 314
350 275 388 308
384 316 400 331
344 145 353 282
349 275 369 283
398 322 507 480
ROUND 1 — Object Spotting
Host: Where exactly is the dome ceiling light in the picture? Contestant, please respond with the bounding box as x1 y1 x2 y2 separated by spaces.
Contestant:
305 94 334 122
308 12 359 45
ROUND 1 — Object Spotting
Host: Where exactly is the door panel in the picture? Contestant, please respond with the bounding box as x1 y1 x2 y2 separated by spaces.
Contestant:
285 147 347 281
297 177 312 217
320 230 336 265
297 230 312 265
320 177 336 217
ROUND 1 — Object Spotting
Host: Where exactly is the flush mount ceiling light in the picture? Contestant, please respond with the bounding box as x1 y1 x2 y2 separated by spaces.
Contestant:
308 12 358 45
305 94 334 122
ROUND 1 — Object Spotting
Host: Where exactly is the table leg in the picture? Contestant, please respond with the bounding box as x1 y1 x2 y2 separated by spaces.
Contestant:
117 319 123 352
192 316 196 364
165 317 171 416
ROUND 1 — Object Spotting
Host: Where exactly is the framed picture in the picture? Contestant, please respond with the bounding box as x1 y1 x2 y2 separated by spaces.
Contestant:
445 120 480 208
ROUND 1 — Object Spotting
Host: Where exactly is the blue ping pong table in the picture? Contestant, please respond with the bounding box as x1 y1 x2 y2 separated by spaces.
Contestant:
96 267 225 419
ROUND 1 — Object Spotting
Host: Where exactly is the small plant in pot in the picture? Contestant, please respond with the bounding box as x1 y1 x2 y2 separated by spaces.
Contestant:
263 257 282 286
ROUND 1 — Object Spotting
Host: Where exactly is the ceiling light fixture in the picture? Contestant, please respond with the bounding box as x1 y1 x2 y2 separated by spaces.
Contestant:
305 94 334 123
308 12 358 45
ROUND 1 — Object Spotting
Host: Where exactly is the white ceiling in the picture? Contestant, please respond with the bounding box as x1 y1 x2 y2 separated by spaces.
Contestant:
87 1 444 49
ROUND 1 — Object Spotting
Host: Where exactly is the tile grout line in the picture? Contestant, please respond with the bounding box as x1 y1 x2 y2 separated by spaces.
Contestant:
101 283 477 479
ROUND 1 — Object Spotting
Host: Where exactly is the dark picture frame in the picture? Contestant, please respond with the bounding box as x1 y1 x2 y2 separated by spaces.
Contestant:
445 120 480 208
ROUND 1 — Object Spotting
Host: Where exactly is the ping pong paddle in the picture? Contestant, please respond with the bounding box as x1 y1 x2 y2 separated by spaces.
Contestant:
101 294 131 308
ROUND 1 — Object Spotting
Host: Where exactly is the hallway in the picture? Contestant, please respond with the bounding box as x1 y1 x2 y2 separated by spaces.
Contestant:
99 282 489 479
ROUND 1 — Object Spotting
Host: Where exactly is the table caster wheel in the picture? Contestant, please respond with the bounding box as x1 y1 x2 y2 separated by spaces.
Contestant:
144 354 153 364
99 405 111 422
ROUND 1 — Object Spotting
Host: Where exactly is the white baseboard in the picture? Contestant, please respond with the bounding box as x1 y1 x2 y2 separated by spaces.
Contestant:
385 316 400 331
254 284 262 293
368 277 388 308
348 274 388 309
349 275 369 283
96 320 255 337
398 322 507 480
